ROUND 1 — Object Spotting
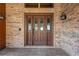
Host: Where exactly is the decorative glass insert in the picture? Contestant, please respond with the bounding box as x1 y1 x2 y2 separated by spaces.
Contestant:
34 17 38 31
47 18 51 31
28 18 32 31
40 17 43 31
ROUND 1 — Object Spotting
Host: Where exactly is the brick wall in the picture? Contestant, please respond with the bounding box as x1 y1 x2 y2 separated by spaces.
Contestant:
6 4 24 48
58 4 79 56
54 4 62 48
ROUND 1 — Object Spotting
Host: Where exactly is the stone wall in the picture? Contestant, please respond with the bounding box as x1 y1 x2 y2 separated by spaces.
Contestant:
58 4 79 56
6 4 24 48
54 4 62 48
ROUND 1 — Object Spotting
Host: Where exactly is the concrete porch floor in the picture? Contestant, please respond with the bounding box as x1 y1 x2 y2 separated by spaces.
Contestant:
0 48 69 56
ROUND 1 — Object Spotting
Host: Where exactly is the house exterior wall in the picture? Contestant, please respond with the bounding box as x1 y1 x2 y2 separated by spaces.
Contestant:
6 3 79 56
6 4 24 48
58 4 79 56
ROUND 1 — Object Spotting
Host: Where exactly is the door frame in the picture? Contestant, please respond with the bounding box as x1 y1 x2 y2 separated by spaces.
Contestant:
24 13 54 46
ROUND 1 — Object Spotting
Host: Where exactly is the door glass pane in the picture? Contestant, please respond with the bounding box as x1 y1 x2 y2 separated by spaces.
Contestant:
28 18 32 31
40 17 43 31
34 17 38 31
47 18 51 31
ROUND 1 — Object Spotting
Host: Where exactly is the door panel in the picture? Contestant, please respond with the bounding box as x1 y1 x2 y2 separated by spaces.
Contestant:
27 16 33 45
25 14 53 46
39 16 47 45
46 16 53 45
33 16 40 45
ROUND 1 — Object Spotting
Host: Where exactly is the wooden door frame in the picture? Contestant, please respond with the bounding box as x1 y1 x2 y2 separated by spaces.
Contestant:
24 13 54 46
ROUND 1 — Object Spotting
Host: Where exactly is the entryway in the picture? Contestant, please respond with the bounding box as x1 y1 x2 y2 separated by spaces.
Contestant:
24 13 53 46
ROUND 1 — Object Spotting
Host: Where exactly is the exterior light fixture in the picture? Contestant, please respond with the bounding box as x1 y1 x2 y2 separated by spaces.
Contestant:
60 12 67 20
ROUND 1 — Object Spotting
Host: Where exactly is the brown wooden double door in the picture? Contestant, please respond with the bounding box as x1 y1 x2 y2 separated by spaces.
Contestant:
25 14 53 46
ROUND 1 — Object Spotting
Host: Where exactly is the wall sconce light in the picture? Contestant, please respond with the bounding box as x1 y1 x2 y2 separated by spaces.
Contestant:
60 12 67 20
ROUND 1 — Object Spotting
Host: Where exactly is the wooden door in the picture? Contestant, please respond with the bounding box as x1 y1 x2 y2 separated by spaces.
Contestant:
0 4 6 49
33 16 47 45
25 14 53 46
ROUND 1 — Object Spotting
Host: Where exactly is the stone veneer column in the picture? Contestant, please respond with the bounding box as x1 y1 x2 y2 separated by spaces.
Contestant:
54 4 62 48
60 4 79 56
6 4 24 48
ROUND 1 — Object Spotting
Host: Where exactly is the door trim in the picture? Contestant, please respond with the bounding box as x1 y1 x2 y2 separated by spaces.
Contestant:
24 13 54 46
